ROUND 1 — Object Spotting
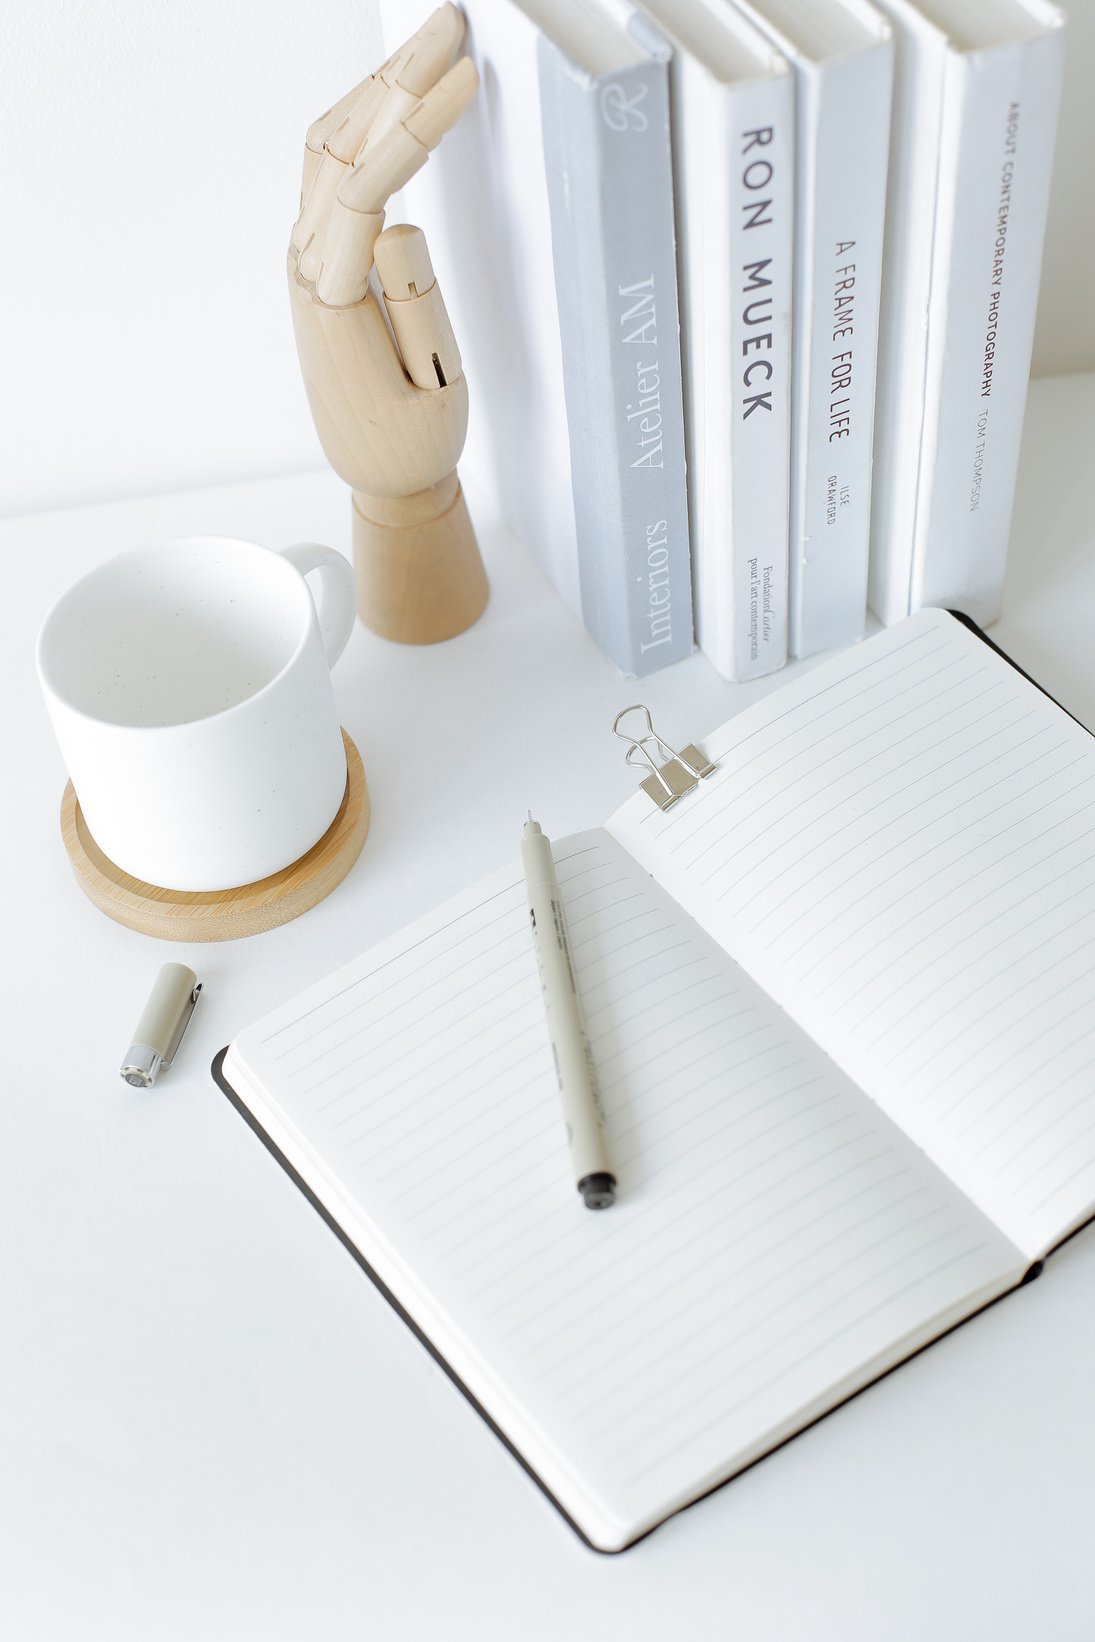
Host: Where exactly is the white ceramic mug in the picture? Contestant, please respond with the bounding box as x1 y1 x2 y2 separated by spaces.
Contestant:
36 535 358 891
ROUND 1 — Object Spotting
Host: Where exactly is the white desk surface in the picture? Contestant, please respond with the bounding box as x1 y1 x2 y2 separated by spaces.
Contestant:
4 373 1095 1641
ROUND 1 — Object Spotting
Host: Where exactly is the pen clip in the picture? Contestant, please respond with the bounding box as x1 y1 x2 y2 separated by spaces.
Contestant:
163 982 202 1068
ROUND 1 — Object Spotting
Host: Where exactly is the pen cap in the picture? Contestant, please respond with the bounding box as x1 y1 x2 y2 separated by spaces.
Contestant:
122 963 199 1088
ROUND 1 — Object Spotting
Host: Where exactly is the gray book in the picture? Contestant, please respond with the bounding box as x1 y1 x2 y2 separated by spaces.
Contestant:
536 11 693 676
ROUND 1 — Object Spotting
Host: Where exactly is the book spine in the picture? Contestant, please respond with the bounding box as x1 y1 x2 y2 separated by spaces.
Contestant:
867 3 948 626
537 42 693 676
911 29 1065 624
788 43 893 658
679 69 794 682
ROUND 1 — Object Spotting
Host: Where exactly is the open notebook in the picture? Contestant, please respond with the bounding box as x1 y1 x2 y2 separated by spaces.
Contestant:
214 609 1095 1552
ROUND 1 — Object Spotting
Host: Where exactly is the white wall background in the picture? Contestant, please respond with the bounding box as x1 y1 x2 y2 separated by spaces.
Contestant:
1 0 383 519
1 0 1090 520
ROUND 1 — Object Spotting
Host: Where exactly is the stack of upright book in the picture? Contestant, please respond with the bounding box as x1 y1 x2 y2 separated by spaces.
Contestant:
380 0 1065 679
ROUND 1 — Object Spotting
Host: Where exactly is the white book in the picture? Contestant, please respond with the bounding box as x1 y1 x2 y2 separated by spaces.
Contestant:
379 0 693 675
640 0 795 682
732 0 893 659
217 609 1095 1552
869 0 1065 628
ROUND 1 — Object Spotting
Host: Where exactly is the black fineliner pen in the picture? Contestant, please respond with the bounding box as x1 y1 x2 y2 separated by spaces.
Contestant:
521 816 616 1210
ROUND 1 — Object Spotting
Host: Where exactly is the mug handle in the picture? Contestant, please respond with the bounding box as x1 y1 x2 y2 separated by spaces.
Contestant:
278 542 357 669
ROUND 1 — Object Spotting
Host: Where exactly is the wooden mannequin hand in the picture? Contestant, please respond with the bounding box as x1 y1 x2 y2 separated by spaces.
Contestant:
288 5 477 500
288 241 469 499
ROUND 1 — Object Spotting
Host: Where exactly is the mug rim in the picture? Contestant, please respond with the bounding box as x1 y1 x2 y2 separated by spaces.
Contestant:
36 534 320 733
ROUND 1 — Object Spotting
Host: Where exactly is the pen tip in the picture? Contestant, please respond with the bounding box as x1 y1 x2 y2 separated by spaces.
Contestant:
579 1173 616 1210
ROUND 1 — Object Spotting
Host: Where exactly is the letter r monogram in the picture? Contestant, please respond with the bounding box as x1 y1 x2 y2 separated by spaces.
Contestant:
600 80 649 132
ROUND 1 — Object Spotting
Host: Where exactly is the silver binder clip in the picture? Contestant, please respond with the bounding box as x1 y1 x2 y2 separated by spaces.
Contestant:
612 705 716 812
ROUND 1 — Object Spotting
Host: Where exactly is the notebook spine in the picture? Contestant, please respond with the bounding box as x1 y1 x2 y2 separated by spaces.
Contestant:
537 36 694 676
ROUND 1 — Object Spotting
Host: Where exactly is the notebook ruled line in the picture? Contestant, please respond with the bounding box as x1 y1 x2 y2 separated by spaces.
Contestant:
896 929 1095 1088
500 1105 865 1355
372 1086 544 1190
261 876 526 1045
794 784 1095 991
875 882 1095 1057
1022 1123 1095 1212
532 1159 915 1388
333 1013 542 1140
744 736 1072 937
767 756 1092 967
299 942 534 1083
274 912 528 1065
448 1072 828 1292
635 626 942 835
598 1020 778 1102
598 1219 970 1453
967 1021 1095 1156
723 702 1035 913
846 864 1095 1047
582 948 706 1021
586 979 738 1068
984 1079 1095 1183
617 1241 987 1486
610 1048 806 1149
686 668 1001 881
559 1191 940 1419
817 822 1095 1012
912 967 1095 1128
484 1108 865 1329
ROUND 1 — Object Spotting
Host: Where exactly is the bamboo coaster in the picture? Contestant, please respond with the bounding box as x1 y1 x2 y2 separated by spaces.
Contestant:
60 729 369 941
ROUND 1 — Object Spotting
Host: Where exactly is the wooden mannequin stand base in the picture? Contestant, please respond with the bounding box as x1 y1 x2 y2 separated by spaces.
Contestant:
352 471 487 644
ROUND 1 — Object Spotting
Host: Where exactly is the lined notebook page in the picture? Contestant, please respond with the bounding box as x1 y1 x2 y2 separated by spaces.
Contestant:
227 826 1021 1551
610 610 1095 1260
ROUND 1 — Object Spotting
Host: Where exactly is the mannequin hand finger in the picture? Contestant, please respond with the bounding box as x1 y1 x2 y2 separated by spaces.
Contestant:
292 18 424 259
340 55 478 216
301 0 463 208
312 49 476 309
376 225 460 389
357 1 465 152
295 7 464 274
296 7 470 285
294 73 385 255
301 74 373 198
313 201 386 307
